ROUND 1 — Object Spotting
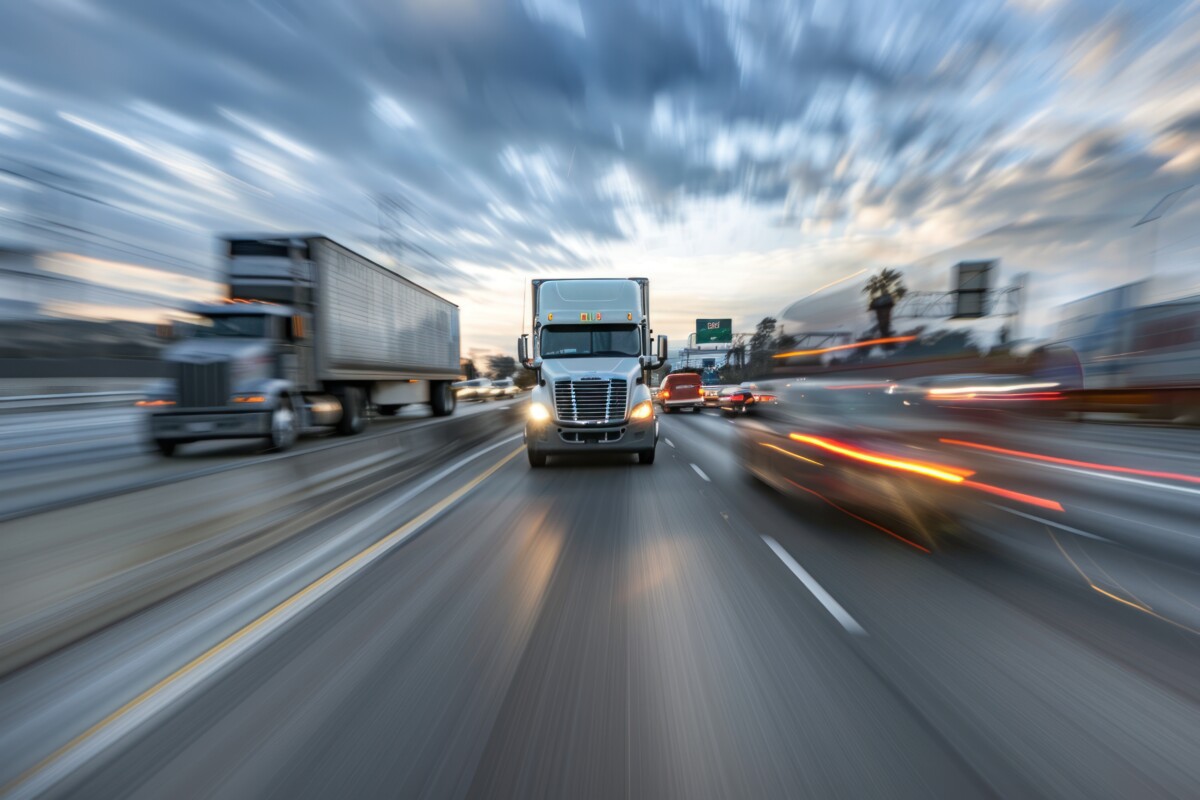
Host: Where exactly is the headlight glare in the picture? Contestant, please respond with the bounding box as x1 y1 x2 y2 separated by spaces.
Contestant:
529 402 551 422
630 400 653 420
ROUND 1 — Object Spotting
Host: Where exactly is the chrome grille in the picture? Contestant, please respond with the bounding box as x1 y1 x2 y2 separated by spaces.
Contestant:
553 378 628 423
176 361 230 408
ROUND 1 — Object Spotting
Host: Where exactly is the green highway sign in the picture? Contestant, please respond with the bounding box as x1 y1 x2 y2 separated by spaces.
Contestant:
696 318 732 344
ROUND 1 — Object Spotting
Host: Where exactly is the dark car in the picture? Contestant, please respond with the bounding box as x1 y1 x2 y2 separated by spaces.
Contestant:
719 385 756 414
736 380 974 550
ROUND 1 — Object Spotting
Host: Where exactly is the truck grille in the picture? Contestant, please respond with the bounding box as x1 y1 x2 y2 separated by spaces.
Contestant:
554 378 628 423
176 361 230 408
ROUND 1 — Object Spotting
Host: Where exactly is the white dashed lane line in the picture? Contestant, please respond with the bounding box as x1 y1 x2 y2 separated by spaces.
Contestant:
690 463 711 482
762 535 866 636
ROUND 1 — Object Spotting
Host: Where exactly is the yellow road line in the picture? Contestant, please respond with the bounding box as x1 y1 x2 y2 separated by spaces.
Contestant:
4 445 524 797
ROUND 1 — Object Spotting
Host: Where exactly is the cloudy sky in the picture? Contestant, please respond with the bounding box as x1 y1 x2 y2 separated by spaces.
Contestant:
2 0 1199 356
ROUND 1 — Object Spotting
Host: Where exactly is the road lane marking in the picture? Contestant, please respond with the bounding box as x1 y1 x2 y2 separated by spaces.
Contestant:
2 443 525 800
690 463 710 482
664 438 674 448
762 536 866 636
985 503 1113 543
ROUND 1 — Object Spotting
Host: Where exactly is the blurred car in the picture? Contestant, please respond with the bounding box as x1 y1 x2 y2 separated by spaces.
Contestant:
491 378 521 398
452 377 493 400
658 372 704 413
736 379 973 549
702 385 728 406
718 385 756 414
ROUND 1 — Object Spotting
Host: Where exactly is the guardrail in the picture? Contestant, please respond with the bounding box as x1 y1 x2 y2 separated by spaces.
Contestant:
0 404 521 675
0 391 144 414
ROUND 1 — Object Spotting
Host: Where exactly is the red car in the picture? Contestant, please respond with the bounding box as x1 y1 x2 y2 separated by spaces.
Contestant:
659 372 704 413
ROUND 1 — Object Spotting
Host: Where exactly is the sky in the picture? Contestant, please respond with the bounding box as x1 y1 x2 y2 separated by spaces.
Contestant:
1 0 1199 358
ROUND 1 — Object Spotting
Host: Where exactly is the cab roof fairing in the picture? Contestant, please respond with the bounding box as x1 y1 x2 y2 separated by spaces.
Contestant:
534 278 645 326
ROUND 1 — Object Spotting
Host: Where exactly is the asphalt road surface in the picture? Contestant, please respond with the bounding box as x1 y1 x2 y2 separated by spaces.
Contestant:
2 409 1199 798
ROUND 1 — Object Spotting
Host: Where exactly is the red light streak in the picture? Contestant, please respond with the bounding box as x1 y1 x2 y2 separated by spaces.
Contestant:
960 480 1064 511
789 433 975 482
940 439 1200 485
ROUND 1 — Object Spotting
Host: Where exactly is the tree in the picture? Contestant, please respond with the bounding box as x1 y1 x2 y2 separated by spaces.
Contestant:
862 268 908 339
486 355 517 381
748 316 777 375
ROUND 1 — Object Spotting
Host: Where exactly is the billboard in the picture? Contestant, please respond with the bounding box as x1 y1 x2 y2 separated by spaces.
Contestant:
696 318 732 344
952 260 995 318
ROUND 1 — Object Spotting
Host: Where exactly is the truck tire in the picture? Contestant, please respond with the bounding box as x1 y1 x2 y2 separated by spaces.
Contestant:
638 447 656 465
268 399 298 451
155 439 177 457
528 448 547 468
431 381 456 417
336 387 366 435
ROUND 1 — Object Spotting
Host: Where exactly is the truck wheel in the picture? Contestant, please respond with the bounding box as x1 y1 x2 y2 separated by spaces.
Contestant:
638 447 656 464
268 400 298 451
336 388 366 435
431 381 456 417
155 439 177 457
528 448 547 468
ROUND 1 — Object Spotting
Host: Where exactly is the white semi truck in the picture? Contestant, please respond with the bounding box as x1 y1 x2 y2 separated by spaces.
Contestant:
518 278 668 466
145 235 460 454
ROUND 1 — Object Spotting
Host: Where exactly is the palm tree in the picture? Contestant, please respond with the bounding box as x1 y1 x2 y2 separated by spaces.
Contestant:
862 268 908 339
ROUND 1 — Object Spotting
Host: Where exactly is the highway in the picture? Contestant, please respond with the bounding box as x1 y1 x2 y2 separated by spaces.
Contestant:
0 401 504 520
2 406 1198 799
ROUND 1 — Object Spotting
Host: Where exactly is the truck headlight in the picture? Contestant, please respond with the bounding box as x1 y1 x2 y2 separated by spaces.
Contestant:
529 402 551 422
630 400 653 420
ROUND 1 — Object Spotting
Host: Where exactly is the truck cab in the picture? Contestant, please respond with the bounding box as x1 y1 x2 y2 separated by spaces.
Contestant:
518 278 667 467
144 234 460 456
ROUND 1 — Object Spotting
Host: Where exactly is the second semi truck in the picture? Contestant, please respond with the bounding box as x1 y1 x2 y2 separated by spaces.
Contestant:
518 278 668 466
144 235 460 454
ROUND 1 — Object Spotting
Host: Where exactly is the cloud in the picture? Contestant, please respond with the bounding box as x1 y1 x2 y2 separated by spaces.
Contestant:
2 0 1199 355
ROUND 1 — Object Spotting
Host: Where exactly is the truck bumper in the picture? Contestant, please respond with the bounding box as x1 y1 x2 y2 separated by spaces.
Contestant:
525 415 658 455
150 410 272 441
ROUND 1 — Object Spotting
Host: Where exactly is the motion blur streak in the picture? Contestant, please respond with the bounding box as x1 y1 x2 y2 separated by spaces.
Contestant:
1047 530 1200 636
788 433 974 482
758 441 822 466
941 439 1200 485
773 336 917 359
2 445 525 798
784 478 931 554
960 481 1065 512
927 383 1059 396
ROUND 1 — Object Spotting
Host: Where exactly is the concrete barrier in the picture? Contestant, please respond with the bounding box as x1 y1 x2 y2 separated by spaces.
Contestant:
0 405 521 675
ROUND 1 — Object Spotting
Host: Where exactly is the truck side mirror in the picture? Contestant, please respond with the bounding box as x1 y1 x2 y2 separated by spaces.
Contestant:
656 334 668 367
517 335 530 369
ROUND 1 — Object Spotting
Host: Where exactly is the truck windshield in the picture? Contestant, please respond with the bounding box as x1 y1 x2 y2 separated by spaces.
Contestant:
193 315 268 338
541 325 640 358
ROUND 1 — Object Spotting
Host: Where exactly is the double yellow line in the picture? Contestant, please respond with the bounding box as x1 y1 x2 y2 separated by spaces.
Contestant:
4 445 524 797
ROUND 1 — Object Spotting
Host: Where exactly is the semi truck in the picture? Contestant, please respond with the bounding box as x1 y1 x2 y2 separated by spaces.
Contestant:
518 278 668 466
144 234 460 455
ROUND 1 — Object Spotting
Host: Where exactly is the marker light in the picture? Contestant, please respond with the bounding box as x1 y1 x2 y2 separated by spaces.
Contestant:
630 400 653 420
135 399 175 407
232 395 267 404
529 402 551 422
